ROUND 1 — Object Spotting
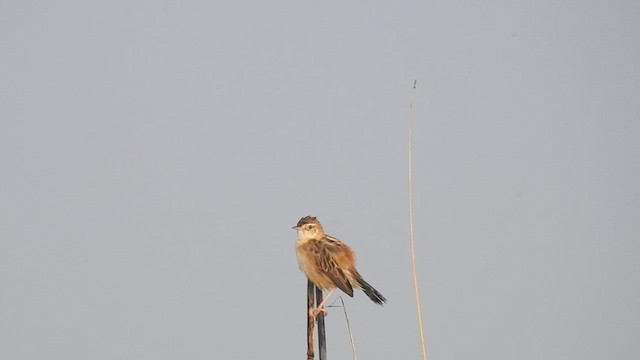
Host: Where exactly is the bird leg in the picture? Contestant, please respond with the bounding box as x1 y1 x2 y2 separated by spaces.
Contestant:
313 288 336 317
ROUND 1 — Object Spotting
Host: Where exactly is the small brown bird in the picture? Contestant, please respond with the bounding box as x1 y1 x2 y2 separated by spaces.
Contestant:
293 216 386 315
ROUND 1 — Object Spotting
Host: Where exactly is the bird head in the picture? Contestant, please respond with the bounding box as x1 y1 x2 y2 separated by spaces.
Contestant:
292 216 324 240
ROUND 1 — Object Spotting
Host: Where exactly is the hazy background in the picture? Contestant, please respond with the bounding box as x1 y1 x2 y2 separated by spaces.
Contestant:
2 1 639 359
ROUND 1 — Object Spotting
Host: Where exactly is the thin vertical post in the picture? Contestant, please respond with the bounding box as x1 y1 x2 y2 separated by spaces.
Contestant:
307 281 315 360
315 287 327 360
408 79 427 360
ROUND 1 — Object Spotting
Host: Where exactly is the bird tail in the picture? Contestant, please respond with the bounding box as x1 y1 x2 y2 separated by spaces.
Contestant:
354 272 387 305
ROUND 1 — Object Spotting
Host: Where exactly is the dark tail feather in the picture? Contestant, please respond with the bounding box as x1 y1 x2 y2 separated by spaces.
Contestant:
356 274 387 305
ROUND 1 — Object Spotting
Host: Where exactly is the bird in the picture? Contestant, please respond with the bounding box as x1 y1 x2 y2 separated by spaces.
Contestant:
293 216 386 316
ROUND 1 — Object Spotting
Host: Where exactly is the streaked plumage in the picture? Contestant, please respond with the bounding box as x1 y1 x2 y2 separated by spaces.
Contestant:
293 216 386 313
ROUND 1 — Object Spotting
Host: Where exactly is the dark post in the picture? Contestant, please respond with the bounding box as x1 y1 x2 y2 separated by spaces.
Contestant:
315 287 327 360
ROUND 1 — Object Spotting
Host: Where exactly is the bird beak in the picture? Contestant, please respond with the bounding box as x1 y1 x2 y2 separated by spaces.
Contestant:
292 226 300 230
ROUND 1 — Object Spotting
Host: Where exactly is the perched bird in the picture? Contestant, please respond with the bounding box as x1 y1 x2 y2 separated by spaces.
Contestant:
293 216 386 315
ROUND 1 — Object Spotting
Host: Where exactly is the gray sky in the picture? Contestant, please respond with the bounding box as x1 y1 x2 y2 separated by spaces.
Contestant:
2 1 639 359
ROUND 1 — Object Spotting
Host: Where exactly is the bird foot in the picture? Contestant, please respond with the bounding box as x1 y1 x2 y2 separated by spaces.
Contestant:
309 306 328 318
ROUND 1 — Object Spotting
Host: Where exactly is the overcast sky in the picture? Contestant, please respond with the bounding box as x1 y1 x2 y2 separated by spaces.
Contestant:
2 1 639 359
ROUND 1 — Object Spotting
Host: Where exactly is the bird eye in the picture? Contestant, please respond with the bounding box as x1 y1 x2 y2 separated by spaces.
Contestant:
306 225 313 230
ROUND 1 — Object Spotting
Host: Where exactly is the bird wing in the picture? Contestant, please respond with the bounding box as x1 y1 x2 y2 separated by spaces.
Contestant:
313 239 354 297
